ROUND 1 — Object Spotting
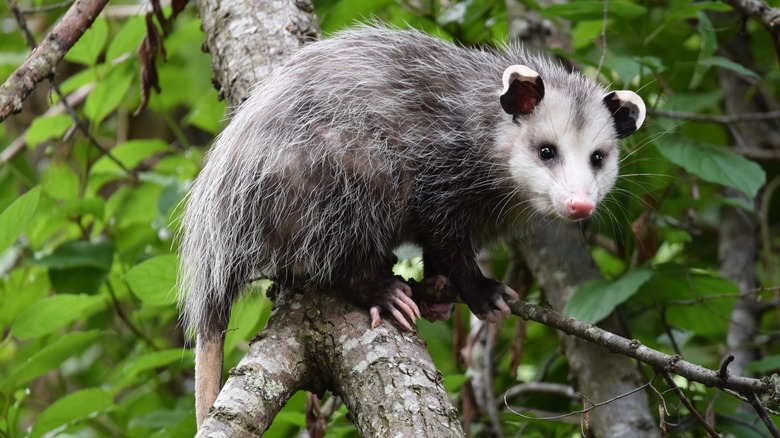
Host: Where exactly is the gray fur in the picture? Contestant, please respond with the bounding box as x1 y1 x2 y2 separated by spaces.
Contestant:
178 28 645 422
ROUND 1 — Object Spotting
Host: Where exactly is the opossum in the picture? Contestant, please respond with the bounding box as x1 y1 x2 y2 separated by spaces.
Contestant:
178 27 646 426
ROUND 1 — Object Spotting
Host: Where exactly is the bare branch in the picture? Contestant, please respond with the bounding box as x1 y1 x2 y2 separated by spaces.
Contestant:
503 374 658 421
0 0 110 122
747 391 780 438
661 371 721 437
4 0 137 178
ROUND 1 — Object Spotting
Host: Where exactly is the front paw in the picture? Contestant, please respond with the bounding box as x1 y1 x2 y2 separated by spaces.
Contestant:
461 279 519 323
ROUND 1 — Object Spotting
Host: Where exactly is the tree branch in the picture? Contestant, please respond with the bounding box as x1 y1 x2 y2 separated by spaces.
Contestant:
200 284 465 437
0 0 109 122
720 0 780 63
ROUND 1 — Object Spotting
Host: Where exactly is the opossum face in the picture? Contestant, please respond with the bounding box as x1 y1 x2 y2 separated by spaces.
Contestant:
499 66 645 221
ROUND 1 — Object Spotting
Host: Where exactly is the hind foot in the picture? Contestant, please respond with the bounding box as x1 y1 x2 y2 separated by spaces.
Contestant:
368 279 421 330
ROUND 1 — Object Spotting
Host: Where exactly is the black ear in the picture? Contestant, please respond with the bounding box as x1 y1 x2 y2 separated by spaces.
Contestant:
500 65 545 116
602 91 646 139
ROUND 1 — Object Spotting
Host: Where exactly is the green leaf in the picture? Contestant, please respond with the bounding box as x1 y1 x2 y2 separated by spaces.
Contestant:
648 268 738 337
124 254 178 307
35 239 114 270
30 388 113 438
746 355 780 373
91 139 170 175
542 1 646 21
691 12 717 88
106 16 146 62
663 1 732 22
11 330 104 385
0 186 40 253
654 136 766 199
443 374 470 393
565 267 654 323
25 115 72 147
38 239 115 295
42 164 80 200
63 18 109 66
9 294 106 340
112 349 190 391
225 290 271 353
84 62 134 124
185 89 226 134
696 56 760 79
318 0 396 34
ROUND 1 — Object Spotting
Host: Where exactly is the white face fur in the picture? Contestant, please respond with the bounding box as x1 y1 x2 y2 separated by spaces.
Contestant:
498 65 645 221
507 88 620 219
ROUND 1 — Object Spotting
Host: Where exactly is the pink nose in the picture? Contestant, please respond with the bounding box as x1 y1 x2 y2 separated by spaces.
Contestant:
566 196 595 219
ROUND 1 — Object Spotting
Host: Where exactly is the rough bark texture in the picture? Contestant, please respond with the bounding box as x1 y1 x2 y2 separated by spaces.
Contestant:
714 17 775 379
0 0 109 122
198 292 312 436
316 289 463 436
198 285 464 437
197 0 320 107
518 224 660 438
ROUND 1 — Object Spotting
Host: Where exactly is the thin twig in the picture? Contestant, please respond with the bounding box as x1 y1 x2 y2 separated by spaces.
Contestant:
595 0 608 78
5 0 137 179
0 0 110 121
107 280 160 351
661 371 721 437
409 283 775 398
504 373 657 421
747 391 780 438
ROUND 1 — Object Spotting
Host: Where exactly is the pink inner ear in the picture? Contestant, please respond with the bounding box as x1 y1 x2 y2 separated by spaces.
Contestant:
521 98 539 115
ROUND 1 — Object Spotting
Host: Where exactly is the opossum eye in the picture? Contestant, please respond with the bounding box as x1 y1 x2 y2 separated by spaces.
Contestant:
590 151 604 168
538 144 557 161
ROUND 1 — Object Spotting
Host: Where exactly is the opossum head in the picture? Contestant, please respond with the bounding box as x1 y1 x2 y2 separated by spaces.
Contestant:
498 65 645 221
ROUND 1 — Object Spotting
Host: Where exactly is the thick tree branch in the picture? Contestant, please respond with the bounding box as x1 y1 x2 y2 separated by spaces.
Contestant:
197 0 320 107
0 0 109 122
200 285 465 437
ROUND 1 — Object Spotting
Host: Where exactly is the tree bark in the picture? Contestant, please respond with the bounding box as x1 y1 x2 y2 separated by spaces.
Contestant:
517 224 660 438
200 285 465 437
197 0 320 107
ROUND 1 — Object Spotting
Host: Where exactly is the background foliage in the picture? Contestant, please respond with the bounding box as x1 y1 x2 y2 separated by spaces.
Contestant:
0 0 778 436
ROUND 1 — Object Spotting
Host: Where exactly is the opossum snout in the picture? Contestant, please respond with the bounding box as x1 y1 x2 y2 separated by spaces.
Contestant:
565 195 595 220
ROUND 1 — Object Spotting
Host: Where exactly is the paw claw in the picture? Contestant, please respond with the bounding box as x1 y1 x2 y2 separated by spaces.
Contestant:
495 297 511 317
365 279 419 331
370 306 381 329
391 309 413 331
502 285 519 301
